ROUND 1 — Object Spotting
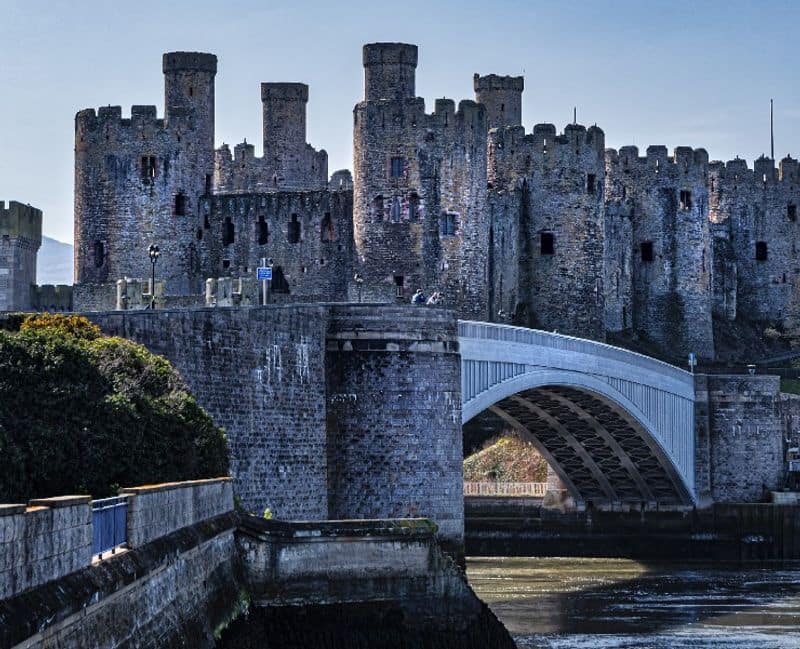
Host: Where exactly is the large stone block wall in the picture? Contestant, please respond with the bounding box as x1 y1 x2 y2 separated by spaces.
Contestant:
91 305 463 548
123 477 233 547
702 375 784 502
325 306 463 551
2 514 239 649
91 307 331 520
0 496 91 600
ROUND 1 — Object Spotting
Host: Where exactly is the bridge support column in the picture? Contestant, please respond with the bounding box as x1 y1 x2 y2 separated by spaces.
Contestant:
325 306 464 557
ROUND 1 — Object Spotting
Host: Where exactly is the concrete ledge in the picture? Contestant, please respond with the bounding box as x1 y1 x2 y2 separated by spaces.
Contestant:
0 504 26 517
239 517 438 541
28 495 91 508
121 476 231 495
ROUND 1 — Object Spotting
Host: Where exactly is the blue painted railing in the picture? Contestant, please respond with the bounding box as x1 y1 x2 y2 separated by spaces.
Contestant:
91 496 128 556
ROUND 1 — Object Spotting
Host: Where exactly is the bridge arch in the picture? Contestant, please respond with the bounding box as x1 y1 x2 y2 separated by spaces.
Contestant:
459 321 697 506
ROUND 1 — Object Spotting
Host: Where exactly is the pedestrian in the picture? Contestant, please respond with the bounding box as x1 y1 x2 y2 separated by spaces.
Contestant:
411 288 426 304
426 291 442 306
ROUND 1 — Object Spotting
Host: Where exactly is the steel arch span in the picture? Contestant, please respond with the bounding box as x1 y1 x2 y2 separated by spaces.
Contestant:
459 321 697 506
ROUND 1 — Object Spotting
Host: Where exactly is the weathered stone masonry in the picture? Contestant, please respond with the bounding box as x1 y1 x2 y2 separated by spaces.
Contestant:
90 304 464 550
69 43 800 363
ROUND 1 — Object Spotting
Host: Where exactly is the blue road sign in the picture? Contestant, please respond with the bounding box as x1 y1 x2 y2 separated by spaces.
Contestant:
257 267 273 281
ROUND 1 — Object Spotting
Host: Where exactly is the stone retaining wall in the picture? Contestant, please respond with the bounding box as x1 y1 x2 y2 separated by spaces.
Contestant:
0 496 91 600
123 477 233 547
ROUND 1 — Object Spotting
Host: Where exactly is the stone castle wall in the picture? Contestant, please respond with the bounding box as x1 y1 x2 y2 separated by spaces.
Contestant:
67 43 800 363
89 305 463 549
0 201 42 312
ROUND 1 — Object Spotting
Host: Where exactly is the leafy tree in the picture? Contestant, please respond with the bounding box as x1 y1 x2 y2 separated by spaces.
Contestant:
0 314 229 501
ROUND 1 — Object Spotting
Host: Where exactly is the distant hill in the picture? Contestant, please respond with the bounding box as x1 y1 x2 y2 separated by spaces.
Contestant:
37 236 73 286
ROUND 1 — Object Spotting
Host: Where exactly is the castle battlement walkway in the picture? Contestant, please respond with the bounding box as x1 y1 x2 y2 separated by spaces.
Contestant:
459 321 697 506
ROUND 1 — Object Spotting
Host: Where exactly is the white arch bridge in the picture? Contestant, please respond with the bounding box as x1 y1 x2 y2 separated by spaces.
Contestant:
459 321 698 506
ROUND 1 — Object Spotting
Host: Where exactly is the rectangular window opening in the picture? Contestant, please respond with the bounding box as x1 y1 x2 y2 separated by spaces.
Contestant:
586 174 596 195
679 190 693 210
641 241 654 262
540 232 555 255
175 192 188 216
789 204 797 221
140 156 157 181
390 156 405 178
756 241 768 261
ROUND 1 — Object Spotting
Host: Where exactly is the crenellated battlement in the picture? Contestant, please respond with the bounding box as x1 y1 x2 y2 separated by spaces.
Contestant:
487 122 605 187
75 105 169 134
0 200 42 242
605 145 709 179
162 51 217 74
708 154 800 186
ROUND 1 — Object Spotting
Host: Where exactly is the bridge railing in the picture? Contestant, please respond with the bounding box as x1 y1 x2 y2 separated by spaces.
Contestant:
458 320 692 385
91 496 128 557
464 482 548 497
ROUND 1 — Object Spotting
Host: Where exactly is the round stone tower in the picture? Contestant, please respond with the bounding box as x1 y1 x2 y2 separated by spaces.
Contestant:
261 82 309 183
163 52 217 145
362 42 418 101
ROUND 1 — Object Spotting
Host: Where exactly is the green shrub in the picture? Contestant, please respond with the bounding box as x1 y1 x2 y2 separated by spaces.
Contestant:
0 314 229 501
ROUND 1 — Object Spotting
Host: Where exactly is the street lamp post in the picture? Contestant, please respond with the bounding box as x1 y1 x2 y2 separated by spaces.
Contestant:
353 273 364 303
148 244 160 309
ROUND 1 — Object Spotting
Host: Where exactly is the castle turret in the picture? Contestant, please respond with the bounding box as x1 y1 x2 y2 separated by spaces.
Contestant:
262 83 308 174
163 52 217 148
474 74 523 130
353 43 488 318
0 201 42 311
362 43 418 101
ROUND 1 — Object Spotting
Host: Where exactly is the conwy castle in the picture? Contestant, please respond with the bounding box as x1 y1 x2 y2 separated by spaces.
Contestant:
5 43 799 361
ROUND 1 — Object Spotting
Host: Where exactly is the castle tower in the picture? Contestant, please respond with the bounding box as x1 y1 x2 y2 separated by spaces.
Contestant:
74 52 217 308
0 201 42 311
474 74 523 130
353 43 488 317
262 83 308 173
163 52 217 149
362 42 417 101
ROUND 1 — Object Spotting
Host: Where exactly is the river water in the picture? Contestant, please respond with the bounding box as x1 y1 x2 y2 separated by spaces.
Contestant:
467 556 800 648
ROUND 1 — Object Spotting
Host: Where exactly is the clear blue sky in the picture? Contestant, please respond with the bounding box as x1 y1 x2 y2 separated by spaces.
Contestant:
1 0 798 243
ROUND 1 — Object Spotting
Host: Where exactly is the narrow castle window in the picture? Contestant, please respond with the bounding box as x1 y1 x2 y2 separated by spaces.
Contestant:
373 195 384 220
641 241 654 262
140 156 157 181
257 215 269 245
188 86 194 97
205 174 212 196
679 190 693 210
196 228 203 241
175 192 188 216
755 241 768 261
391 197 401 223
390 157 405 178
440 212 456 236
408 193 420 220
288 214 301 244
321 212 336 242
223 217 235 246
789 204 797 221
586 174 596 195
394 275 405 297
540 232 555 255
93 241 105 268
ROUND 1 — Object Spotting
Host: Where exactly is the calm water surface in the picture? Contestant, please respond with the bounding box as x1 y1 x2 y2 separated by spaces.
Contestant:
467 556 800 648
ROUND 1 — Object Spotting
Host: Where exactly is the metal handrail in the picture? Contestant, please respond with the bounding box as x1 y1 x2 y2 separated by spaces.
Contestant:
458 320 692 383
91 495 128 557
